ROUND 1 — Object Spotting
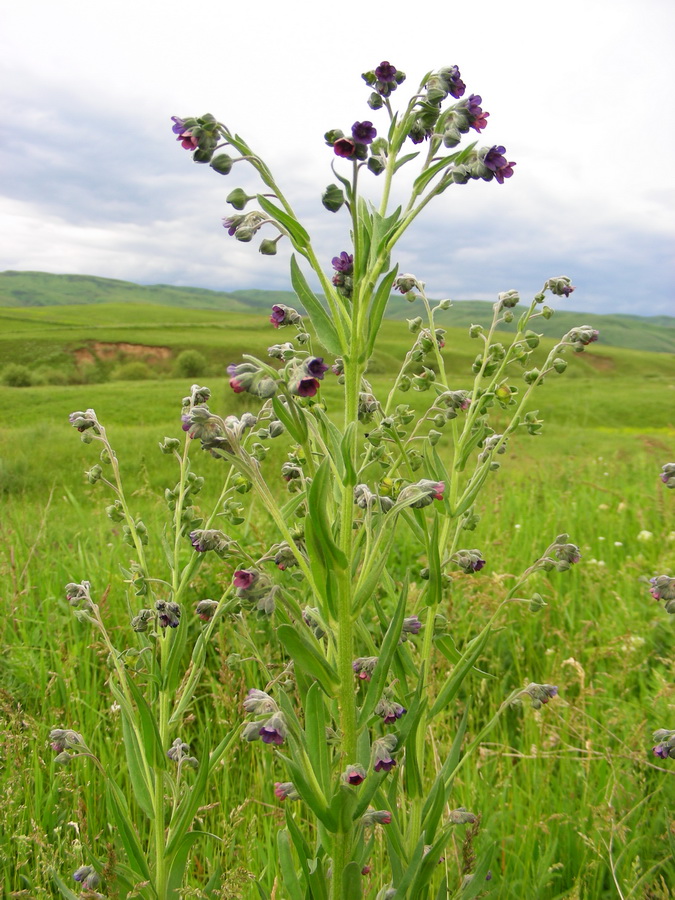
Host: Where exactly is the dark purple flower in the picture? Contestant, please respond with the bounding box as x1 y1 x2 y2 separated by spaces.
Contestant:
465 95 490 132
403 615 422 635
494 160 516 184
259 714 287 745
270 304 286 327
332 251 354 273
223 216 243 236
653 744 670 759
176 130 198 151
334 137 357 159
382 704 407 725
471 557 486 572
233 569 258 590
306 357 329 380
156 600 181 628
375 61 397 83
484 145 508 172
181 413 192 432
294 377 319 398
343 764 366 785
374 756 397 773
171 116 186 134
352 121 377 145
443 65 466 99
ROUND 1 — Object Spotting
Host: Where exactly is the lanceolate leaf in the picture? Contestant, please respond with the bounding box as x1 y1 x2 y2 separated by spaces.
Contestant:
277 623 338 695
290 255 342 355
364 266 399 360
429 624 492 719
106 780 152 881
257 195 311 250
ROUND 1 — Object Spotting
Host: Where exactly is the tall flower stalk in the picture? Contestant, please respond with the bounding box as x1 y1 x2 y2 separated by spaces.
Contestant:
60 64 598 898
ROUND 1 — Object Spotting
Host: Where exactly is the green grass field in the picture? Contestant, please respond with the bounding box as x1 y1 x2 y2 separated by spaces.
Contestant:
1 300 674 898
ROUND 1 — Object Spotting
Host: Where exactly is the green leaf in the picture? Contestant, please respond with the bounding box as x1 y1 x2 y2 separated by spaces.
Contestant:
277 624 338 694
279 751 334 829
408 824 456 897
455 844 495 899
429 625 492 719
413 153 459 195
257 195 311 250
364 266 399 360
307 459 347 569
358 576 409 727
393 151 420 172
126 675 166 770
106 780 152 880
342 861 363 899
354 524 397 612
304 682 330 792
166 729 212 856
164 615 189 694
51 872 82 900
166 831 203 898
391 833 426 899
290 255 342 355
422 705 469 840
340 422 358 487
272 395 308 444
278 828 304 900
109 682 154 820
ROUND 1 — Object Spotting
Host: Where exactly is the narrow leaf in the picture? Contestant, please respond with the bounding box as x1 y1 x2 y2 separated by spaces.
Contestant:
257 195 311 249
429 625 492 719
277 624 338 695
290 255 342 355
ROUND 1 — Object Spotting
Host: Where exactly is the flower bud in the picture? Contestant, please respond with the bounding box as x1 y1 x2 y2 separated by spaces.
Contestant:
552 358 567 374
259 239 278 256
660 463 675 489
322 183 345 212
210 154 233 174
469 324 483 338
131 608 155 632
226 188 250 209
159 436 181 454
498 289 520 309
86 464 103 484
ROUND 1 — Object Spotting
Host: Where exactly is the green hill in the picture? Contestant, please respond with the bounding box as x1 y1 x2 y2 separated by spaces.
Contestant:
1 270 674 353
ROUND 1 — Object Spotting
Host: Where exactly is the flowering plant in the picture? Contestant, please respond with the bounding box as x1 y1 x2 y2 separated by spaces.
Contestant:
60 63 603 899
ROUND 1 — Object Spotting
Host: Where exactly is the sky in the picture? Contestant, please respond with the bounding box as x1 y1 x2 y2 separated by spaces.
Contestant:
1 0 674 317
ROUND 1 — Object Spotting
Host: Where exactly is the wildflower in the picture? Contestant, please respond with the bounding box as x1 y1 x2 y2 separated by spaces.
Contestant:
131 608 155 632
396 479 445 510
553 538 582 565
394 273 421 294
243 689 277 715
334 137 357 158
270 304 302 328
68 409 99 433
545 276 576 297
73 865 100 889
451 548 487 574
259 712 287 745
342 764 366 786
652 729 675 759
155 600 181 628
271 542 299 571
235 571 262 593
289 375 320 398
660 462 675 488
352 121 377 144
439 65 466 98
520 683 558 710
362 809 392 826
305 357 329 380
189 529 234 555
482 145 516 183
50 729 85 754
354 484 394 513
353 656 378 681
65 581 92 608
274 781 299 800
167 738 190 762
649 576 675 613
195 599 219 621
363 60 406 98
375 61 397 83
637 530 653 542
465 93 490 132
402 615 422 636
332 251 354 273
374 698 407 725
372 734 397 772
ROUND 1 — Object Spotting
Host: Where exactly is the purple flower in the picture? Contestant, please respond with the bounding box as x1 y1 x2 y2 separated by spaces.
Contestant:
233 569 258 590
484 145 508 172
181 413 192 432
223 216 243 236
332 251 354 273
259 713 287 745
403 615 422 635
352 121 377 145
171 116 186 134
270 304 286 327
274 781 299 800
653 744 670 759
494 160 516 184
292 376 320 398
334 137 357 158
156 600 181 628
306 357 329 380
375 61 397 83
471 557 486 572
465 94 490 132
353 656 378 681
343 764 366 786
374 756 397 773
443 65 466 99
176 130 198 151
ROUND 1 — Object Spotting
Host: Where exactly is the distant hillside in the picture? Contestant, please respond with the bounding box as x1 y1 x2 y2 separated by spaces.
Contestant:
1 270 674 353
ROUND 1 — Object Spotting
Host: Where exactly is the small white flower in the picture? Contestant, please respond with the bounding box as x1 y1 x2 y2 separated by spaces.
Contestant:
637 530 653 542
597 503 609 511
614 541 623 547
514 523 521 530
598 536 606 542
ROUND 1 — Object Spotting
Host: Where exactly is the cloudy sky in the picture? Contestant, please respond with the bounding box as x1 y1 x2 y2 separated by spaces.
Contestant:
2 0 674 316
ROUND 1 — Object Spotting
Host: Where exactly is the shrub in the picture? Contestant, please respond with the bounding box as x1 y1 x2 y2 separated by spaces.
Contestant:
110 361 153 381
173 349 207 378
2 363 33 387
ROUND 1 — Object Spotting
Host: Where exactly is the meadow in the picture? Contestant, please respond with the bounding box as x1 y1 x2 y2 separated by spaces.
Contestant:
1 300 674 899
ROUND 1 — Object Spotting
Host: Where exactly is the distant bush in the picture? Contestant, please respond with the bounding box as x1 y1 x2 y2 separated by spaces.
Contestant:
173 349 207 378
2 363 33 387
79 362 109 384
32 366 69 386
111 361 153 381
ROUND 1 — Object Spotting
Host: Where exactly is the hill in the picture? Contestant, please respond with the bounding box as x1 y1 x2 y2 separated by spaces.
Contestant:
1 270 674 353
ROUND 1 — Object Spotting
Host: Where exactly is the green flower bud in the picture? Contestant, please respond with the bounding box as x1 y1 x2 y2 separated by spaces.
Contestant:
407 316 423 333
552 357 567 374
368 92 384 110
259 239 278 256
235 227 254 243
437 298 451 310
86 465 103 484
523 368 540 385
541 305 554 319
226 188 250 210
529 593 547 612
469 324 483 338
192 148 213 164
106 499 125 522
296 332 310 344
367 156 386 175
210 154 233 175
322 183 345 212
428 429 442 446
159 436 181 454
398 375 411 392
524 330 540 349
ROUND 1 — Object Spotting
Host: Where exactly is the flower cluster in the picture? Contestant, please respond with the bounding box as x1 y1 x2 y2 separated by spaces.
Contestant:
233 569 278 615
372 734 398 772
519 683 559 710
362 61 406 105
649 576 675 614
242 689 288 745
353 656 378 681
189 529 235 556
652 729 675 760
451 548 486 573
659 463 675 488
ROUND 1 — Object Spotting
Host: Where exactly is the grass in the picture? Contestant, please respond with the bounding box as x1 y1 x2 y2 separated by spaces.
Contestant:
0 306 674 898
